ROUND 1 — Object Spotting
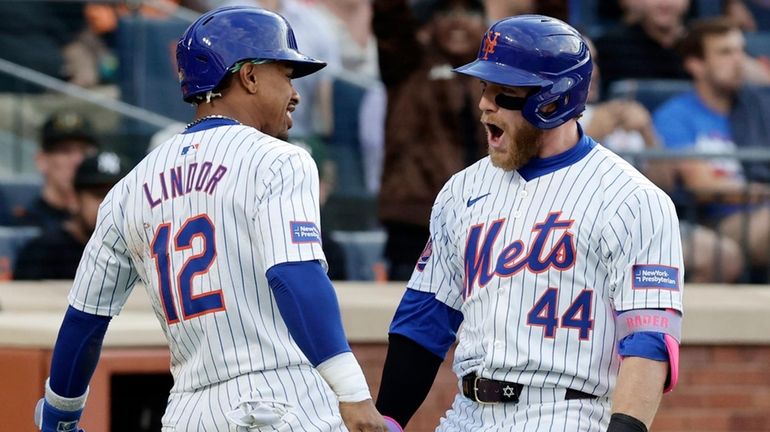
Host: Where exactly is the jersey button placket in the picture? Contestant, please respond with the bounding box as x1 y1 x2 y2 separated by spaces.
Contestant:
513 188 528 218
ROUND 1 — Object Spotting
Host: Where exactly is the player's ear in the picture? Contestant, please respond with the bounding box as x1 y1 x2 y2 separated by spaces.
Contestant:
35 151 49 175
237 63 259 95
683 56 702 78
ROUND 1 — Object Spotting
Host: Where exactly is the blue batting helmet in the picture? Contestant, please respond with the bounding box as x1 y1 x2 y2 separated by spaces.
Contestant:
453 15 592 129
176 6 326 103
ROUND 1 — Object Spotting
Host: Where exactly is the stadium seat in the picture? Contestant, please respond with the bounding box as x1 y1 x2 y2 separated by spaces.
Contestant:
0 226 41 280
116 15 194 124
0 176 42 226
330 230 386 281
329 75 370 198
745 32 770 59
568 0 604 38
0 131 37 175
693 0 723 17
607 79 693 112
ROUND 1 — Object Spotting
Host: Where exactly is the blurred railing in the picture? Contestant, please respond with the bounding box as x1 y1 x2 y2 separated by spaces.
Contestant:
0 58 177 174
0 0 199 174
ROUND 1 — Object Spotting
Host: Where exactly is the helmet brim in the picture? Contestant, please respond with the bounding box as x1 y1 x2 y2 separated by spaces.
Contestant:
288 59 327 79
266 49 327 78
453 59 548 88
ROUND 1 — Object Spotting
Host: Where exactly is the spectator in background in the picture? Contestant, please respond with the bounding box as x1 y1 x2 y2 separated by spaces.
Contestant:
584 36 744 282
358 81 387 195
374 0 488 280
724 0 770 32
16 112 99 232
595 0 691 92
14 152 127 280
83 0 183 84
482 0 568 22
654 17 770 276
319 159 348 281
596 0 770 94
0 1 103 89
317 0 380 80
294 140 349 280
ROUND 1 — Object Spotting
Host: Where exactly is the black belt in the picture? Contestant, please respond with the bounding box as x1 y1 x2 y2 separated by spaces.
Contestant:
461 373 598 404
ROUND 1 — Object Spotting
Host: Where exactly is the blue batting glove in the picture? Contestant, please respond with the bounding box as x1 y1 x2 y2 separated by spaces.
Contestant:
35 398 85 432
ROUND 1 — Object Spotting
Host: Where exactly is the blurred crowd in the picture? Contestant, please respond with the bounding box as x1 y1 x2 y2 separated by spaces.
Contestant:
2 0 770 284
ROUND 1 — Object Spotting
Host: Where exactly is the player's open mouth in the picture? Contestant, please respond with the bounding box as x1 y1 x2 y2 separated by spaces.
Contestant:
485 122 505 148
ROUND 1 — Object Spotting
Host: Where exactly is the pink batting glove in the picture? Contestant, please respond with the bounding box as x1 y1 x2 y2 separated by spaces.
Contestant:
383 416 403 432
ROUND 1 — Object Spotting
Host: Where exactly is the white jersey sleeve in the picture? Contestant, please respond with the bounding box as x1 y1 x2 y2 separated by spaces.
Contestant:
69 181 140 316
602 187 684 312
406 179 464 311
254 148 326 270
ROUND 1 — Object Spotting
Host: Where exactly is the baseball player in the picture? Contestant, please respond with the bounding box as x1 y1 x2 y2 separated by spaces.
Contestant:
375 15 684 432
34 6 389 432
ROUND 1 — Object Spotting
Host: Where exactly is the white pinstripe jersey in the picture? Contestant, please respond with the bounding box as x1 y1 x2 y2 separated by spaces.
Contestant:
68 123 327 393
408 135 684 398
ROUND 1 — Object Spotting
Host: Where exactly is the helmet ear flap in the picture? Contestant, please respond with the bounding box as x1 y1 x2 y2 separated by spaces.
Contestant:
522 84 557 127
521 73 589 129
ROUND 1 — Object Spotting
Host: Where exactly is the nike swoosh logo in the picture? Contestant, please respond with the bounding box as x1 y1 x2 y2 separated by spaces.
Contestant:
467 193 491 207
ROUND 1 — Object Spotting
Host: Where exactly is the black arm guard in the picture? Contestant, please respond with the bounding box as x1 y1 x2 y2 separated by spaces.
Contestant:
375 333 443 426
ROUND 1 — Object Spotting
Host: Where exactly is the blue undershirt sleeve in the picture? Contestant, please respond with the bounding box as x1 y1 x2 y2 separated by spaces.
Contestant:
618 331 669 361
615 309 671 361
389 288 463 359
49 306 112 397
266 260 351 366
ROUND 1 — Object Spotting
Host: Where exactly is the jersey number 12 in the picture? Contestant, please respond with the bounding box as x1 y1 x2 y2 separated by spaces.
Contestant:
151 214 225 324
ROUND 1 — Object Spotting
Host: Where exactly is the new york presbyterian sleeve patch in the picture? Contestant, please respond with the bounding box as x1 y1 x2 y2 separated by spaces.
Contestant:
632 264 679 290
290 221 321 244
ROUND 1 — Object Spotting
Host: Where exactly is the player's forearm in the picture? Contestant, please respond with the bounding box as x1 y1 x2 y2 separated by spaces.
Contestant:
377 290 461 426
376 333 442 427
37 306 111 431
679 161 763 203
688 181 770 204
611 357 668 429
266 261 352 366
266 261 373 403
49 306 111 397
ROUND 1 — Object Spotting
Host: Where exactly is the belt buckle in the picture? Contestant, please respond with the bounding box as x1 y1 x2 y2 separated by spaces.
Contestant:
473 376 496 405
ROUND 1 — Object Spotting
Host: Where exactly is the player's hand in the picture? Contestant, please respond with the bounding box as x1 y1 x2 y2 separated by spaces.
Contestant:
584 100 625 138
339 399 389 431
35 398 86 432
617 101 653 133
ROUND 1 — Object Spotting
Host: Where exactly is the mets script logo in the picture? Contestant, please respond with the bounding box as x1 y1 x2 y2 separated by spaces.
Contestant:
416 239 433 272
464 212 576 298
481 31 501 60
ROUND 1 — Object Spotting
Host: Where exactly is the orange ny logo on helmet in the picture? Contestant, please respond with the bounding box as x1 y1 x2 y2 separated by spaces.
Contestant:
481 31 501 60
